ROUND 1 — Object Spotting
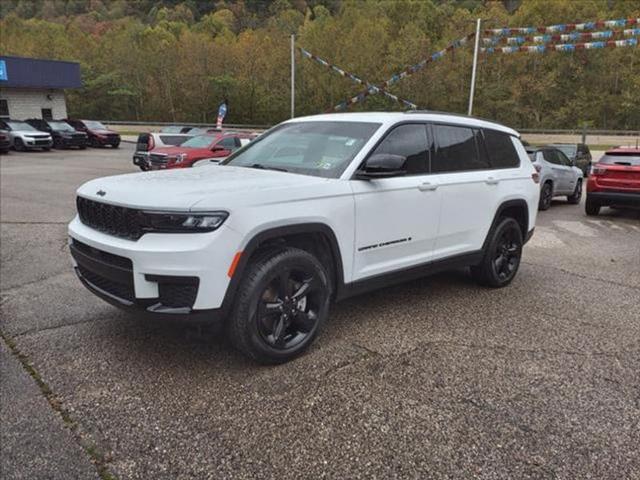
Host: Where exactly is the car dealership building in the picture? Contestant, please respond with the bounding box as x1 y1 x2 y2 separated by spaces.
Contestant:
0 55 82 121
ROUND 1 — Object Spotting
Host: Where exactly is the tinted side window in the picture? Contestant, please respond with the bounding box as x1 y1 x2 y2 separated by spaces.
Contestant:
371 124 429 175
432 124 490 173
556 151 571 166
219 137 239 150
483 129 520 169
543 150 559 165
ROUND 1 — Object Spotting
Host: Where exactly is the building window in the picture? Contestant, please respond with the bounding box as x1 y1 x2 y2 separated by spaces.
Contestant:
0 99 8 118
41 108 53 120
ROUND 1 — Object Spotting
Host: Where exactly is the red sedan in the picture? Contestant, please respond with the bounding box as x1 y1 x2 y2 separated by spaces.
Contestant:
586 147 640 215
147 133 253 170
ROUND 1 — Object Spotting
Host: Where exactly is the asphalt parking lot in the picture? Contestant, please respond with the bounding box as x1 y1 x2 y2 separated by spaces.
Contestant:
1 145 639 480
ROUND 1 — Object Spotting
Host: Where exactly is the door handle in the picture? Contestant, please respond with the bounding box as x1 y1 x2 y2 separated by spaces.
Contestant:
418 182 438 191
485 176 499 185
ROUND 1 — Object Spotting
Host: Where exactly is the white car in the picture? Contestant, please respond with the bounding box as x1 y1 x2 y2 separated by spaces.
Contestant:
0 119 53 151
69 112 539 363
526 146 584 210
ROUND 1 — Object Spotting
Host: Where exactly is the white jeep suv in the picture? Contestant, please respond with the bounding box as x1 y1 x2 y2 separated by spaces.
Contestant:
69 112 539 363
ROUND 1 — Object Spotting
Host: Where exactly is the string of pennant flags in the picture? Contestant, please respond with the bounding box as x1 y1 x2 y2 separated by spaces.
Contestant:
299 33 473 111
482 37 638 54
298 47 418 109
297 17 639 111
484 17 639 36
483 28 640 46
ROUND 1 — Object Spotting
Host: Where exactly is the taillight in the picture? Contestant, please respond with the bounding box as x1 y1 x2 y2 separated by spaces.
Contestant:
591 164 607 175
531 164 541 183
148 135 155 151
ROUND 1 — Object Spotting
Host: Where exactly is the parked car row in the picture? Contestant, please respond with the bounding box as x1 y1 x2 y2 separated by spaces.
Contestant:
0 119 121 152
133 126 257 171
525 143 639 216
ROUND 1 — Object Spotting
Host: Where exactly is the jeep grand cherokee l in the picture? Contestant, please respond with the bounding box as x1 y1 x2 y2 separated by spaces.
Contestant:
0 120 53 151
69 112 539 364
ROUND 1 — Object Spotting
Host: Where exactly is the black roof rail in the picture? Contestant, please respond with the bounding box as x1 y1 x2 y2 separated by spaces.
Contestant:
403 109 508 127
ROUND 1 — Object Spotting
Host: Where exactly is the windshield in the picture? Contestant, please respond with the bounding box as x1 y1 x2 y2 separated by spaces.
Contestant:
161 126 182 133
599 153 640 166
553 145 577 158
181 135 216 148
48 121 76 131
223 121 381 178
83 120 107 130
6 121 38 132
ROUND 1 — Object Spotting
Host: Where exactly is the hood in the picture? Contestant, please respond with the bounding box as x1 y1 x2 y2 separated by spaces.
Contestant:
91 129 118 135
76 166 334 211
151 146 211 158
15 131 50 137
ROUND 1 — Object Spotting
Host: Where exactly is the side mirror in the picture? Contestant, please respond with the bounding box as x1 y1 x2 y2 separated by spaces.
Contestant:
355 153 406 179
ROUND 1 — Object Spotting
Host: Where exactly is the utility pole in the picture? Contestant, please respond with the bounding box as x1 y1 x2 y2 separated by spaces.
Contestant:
290 34 295 118
468 18 482 116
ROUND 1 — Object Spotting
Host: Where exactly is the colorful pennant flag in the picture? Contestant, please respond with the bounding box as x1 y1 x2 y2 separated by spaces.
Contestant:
482 37 638 54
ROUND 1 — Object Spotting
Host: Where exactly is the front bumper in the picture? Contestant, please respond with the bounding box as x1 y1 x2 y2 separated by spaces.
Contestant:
95 135 120 146
587 191 640 206
59 136 87 148
24 138 52 148
68 216 243 319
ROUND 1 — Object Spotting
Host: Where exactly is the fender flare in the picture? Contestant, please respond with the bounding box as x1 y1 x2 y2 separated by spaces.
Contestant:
220 223 345 313
481 199 530 253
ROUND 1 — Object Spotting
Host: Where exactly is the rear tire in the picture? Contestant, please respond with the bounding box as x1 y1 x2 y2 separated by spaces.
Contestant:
471 217 523 288
585 198 601 216
567 179 582 204
538 182 553 211
227 247 331 364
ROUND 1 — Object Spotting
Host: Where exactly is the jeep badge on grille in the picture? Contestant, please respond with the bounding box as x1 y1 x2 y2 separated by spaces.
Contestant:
96 190 106 197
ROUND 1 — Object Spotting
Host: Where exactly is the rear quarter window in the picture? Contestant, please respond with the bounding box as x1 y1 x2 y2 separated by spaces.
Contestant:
483 129 520 169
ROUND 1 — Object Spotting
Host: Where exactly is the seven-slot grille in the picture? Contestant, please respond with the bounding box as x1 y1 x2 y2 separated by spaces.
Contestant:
76 196 144 240
149 153 168 165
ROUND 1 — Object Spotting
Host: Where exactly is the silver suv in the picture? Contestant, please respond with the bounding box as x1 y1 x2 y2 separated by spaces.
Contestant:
526 146 583 210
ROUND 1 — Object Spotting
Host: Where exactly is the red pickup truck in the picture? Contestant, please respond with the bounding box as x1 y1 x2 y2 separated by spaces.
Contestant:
141 133 254 170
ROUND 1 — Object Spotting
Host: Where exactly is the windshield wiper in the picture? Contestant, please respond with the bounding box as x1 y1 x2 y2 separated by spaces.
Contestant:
248 163 288 172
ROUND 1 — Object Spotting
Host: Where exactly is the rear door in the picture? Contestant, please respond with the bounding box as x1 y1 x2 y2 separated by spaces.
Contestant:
351 123 441 280
429 124 497 259
543 149 569 193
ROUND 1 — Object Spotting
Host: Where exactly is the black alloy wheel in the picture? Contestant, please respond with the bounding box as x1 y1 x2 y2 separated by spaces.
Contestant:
491 227 521 283
256 269 323 350
14 138 26 151
471 217 523 288
539 182 553 210
90 137 100 147
53 137 63 149
228 247 331 364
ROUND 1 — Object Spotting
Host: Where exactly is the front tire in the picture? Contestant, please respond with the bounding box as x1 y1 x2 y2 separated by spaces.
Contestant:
471 217 523 288
227 247 331 364
538 182 553 211
14 138 26 151
567 179 582 204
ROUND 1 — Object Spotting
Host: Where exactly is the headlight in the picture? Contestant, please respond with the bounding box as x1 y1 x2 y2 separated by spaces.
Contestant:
141 211 228 233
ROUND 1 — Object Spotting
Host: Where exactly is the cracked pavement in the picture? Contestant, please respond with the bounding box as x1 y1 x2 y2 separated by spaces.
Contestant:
1 146 639 479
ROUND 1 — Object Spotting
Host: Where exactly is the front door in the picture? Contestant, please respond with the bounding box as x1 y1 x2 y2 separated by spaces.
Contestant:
351 124 441 281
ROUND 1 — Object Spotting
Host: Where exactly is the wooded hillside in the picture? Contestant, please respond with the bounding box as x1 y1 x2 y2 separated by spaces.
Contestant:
1 0 638 128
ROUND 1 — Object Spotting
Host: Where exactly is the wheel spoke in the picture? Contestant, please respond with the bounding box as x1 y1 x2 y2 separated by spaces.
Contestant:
271 315 287 346
292 277 314 301
293 310 317 333
278 270 292 298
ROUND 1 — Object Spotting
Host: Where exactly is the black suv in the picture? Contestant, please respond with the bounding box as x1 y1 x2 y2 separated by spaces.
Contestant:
549 143 592 177
26 119 87 149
